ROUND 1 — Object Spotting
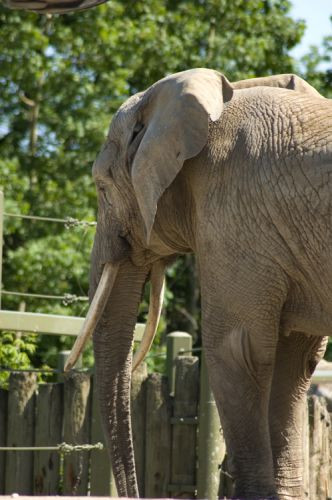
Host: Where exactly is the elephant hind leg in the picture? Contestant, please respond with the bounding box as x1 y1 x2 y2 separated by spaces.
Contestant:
269 333 328 500
201 300 282 499
198 247 288 498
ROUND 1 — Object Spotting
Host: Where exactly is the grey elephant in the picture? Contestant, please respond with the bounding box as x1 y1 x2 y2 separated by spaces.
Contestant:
63 69 331 500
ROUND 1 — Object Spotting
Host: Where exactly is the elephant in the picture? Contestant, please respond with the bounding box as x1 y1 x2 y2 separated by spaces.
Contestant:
62 68 331 499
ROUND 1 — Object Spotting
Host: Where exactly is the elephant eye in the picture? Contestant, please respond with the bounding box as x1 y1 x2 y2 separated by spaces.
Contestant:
97 184 106 198
130 122 144 144
97 183 112 206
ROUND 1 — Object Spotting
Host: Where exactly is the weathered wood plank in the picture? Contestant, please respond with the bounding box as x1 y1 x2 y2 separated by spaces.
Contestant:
316 399 331 499
63 372 91 495
5 372 37 494
308 396 332 500
33 383 63 494
0 389 8 493
131 362 148 496
309 396 320 499
171 356 199 498
145 373 172 498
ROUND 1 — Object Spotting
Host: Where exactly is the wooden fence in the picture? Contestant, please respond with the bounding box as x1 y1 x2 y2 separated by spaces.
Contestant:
0 353 331 499
1 190 332 499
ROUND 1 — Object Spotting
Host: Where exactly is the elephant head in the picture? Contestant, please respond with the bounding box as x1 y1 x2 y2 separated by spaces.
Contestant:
63 68 325 498
63 68 234 497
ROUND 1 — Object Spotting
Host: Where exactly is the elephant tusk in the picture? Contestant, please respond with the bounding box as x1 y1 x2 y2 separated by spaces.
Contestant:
64 262 120 372
132 262 165 372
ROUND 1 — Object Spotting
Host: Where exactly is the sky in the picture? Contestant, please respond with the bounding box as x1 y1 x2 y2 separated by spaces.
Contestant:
290 0 331 61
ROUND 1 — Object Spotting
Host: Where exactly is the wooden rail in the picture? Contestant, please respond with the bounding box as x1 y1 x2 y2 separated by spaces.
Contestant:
0 310 144 340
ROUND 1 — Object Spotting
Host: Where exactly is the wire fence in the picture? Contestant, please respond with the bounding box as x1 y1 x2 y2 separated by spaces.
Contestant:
0 366 91 374
0 442 104 453
4 211 96 228
2 207 93 305
1 290 88 305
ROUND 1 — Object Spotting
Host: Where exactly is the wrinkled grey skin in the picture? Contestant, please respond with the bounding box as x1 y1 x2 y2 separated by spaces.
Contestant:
90 69 330 499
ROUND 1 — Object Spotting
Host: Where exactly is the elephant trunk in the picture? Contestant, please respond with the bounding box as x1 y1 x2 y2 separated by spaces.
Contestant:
63 252 165 496
93 260 149 498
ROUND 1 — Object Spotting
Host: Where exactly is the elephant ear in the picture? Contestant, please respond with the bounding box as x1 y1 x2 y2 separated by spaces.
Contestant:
131 68 233 243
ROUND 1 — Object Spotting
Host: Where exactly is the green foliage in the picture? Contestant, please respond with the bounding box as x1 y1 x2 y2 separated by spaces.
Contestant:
326 340 332 362
0 0 331 371
300 28 332 98
0 332 37 387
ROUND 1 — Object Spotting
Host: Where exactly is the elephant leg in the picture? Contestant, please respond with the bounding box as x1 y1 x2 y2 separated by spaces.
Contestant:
197 238 290 498
269 333 327 500
200 275 284 499
203 326 278 499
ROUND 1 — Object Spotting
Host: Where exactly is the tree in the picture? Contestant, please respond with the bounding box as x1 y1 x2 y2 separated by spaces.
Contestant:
300 22 332 98
2 1 329 374
4 0 107 14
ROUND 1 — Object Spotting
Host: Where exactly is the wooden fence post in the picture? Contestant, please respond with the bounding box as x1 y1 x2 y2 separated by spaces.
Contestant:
197 352 226 500
5 372 37 494
308 396 332 500
145 373 172 498
170 356 199 498
0 388 7 493
63 371 91 495
33 383 63 494
166 332 192 395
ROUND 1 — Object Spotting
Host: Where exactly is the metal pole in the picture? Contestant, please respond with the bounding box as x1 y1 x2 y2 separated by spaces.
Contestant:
57 350 82 382
0 190 3 310
197 352 226 499
312 370 332 383
166 331 192 396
